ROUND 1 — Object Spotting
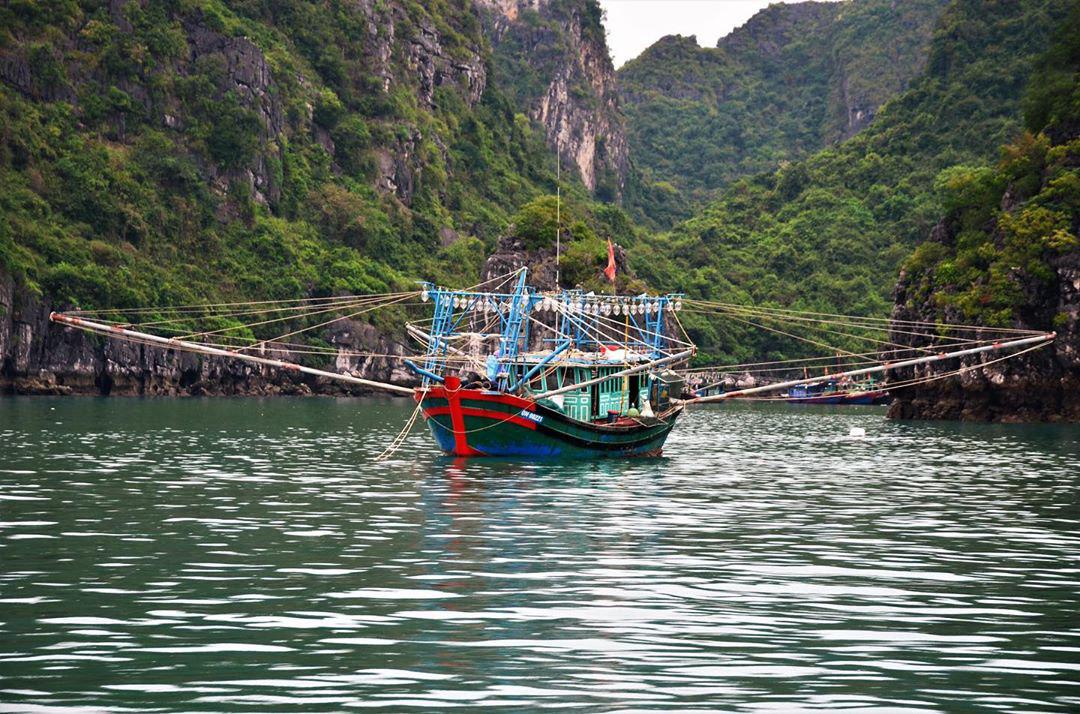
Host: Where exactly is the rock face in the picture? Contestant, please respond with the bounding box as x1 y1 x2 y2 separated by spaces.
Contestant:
733 0 947 142
477 0 630 198
482 235 560 293
184 27 282 136
887 225 1080 423
186 21 286 206
481 231 628 293
721 1 838 60
718 0 895 140
0 5 286 206
0 272 417 397
345 0 489 206
353 0 487 107
0 0 491 210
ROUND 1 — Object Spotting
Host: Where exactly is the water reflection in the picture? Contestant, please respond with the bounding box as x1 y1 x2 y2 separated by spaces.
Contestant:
0 397 1077 711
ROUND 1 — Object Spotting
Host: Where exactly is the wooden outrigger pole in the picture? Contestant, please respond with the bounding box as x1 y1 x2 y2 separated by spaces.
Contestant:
49 312 415 396
682 332 1056 404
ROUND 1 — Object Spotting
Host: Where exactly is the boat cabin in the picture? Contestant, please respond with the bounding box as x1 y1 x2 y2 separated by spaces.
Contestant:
513 360 651 422
787 376 880 399
787 381 837 399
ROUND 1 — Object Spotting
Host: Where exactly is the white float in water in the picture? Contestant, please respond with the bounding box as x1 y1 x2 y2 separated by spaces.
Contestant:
849 427 867 438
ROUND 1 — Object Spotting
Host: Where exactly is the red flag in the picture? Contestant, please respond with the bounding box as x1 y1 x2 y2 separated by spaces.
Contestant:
603 239 616 283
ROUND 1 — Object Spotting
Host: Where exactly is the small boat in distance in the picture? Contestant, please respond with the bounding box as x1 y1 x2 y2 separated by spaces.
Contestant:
784 378 890 405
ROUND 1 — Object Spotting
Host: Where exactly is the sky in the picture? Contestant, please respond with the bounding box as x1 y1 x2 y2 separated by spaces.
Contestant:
598 0 842 67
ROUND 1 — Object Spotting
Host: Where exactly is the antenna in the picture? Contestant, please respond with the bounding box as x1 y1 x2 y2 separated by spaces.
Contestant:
555 152 561 290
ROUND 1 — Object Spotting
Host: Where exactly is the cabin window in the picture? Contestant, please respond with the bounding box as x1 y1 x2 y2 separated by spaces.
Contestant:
530 371 545 391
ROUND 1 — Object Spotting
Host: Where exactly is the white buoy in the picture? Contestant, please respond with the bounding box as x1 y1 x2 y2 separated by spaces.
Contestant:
849 427 866 438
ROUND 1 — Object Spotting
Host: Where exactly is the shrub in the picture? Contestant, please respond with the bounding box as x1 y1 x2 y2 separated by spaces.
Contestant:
206 94 262 169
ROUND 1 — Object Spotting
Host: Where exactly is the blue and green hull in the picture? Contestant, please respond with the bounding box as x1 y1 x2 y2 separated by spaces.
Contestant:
417 387 680 458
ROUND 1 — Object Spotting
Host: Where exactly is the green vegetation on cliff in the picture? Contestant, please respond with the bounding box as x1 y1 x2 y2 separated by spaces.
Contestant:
1 0 1074 373
628 0 1074 364
0 0 628 332
481 0 629 203
900 5 1079 328
619 0 947 223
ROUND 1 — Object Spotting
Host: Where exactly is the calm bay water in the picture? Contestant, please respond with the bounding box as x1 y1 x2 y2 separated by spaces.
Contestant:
0 396 1078 712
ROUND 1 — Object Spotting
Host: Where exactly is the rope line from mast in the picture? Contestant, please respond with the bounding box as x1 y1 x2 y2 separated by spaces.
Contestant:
690 341 1052 402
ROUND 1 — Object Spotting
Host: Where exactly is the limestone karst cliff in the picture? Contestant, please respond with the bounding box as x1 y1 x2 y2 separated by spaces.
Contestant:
0 0 574 394
477 0 630 199
887 174 1079 422
0 270 419 396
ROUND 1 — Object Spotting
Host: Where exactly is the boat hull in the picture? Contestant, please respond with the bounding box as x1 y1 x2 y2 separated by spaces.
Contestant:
416 387 680 458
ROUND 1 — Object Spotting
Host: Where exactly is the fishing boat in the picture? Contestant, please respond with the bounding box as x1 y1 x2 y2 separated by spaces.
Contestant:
783 378 890 405
48 268 1056 460
406 271 693 457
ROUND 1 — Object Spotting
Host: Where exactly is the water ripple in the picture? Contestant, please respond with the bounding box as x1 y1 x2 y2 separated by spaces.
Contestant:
0 397 1077 712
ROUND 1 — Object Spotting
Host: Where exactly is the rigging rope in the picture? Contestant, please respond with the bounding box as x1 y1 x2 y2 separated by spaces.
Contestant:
715 309 876 363
52 265 1050 409
696 341 1052 402
682 298 1044 336
374 399 424 461
118 295 400 331
178 293 416 341
686 304 946 356
678 335 1008 374
65 291 417 316
686 304 979 345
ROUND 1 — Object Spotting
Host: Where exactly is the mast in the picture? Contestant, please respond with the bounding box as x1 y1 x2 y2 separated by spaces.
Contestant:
555 152 561 290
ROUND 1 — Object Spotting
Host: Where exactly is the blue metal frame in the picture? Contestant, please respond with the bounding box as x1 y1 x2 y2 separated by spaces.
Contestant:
417 271 683 390
495 271 530 390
